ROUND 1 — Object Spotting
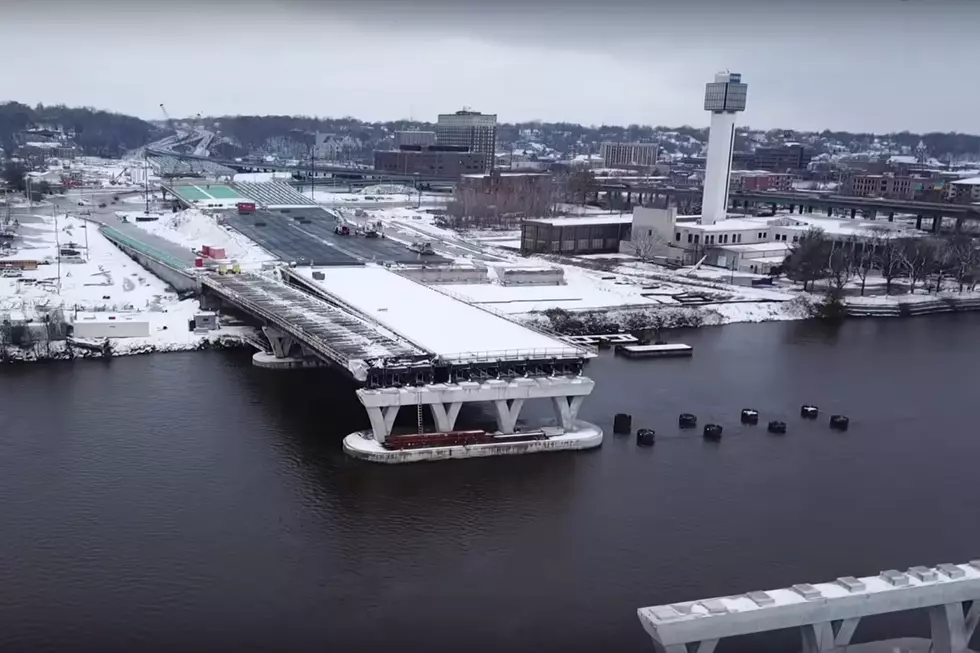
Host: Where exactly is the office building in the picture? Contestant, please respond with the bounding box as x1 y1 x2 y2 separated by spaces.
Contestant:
753 144 812 172
729 171 794 193
453 172 551 220
436 110 497 172
373 145 486 180
702 71 748 225
600 142 659 170
394 131 436 148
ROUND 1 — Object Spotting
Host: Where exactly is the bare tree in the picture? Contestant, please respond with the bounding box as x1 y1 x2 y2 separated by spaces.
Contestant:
876 237 903 295
826 240 855 294
854 227 891 296
949 235 980 292
896 237 937 294
566 168 597 206
630 229 670 262
931 237 958 293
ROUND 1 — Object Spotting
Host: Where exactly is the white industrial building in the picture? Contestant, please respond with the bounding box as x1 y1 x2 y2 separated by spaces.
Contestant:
626 205 910 274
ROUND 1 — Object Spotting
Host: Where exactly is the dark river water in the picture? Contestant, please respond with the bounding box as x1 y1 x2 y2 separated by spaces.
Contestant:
1 315 979 653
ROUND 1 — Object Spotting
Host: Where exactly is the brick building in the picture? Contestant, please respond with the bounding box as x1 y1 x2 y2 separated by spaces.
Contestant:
451 172 552 221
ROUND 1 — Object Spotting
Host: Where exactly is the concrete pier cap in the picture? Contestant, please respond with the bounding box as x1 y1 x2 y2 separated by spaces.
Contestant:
638 560 980 653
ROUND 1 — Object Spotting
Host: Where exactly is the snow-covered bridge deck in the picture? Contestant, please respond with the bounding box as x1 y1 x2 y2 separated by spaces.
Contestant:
284 265 590 363
202 272 426 379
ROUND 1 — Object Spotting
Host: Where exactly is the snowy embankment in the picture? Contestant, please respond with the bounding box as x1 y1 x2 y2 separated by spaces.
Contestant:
0 211 256 362
130 208 276 268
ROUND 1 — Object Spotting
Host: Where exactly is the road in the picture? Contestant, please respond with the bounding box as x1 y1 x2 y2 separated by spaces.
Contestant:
9 188 198 267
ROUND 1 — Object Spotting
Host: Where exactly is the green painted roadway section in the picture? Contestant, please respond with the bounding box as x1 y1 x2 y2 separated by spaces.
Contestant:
100 224 196 271
170 184 245 203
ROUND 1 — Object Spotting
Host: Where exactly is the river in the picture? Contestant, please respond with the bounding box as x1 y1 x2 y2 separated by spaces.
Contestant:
1 315 978 652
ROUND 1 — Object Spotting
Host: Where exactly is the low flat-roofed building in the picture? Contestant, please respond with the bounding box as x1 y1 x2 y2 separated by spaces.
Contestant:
520 215 632 255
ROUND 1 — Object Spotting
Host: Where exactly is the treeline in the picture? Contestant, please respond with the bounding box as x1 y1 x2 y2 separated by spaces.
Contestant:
782 229 980 300
0 102 164 157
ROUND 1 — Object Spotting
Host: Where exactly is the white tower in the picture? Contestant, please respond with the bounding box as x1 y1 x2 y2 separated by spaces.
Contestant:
701 72 748 225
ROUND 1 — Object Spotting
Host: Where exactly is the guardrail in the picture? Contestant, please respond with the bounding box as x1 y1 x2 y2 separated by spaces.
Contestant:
100 225 190 272
438 347 589 364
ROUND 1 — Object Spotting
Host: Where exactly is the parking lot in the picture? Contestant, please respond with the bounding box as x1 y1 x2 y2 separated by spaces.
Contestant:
227 209 448 266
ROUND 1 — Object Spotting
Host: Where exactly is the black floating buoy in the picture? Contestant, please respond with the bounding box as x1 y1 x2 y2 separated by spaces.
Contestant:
768 420 787 434
740 409 760 425
613 413 632 435
678 413 698 429
801 405 819 419
703 424 723 441
829 415 850 431
636 428 656 447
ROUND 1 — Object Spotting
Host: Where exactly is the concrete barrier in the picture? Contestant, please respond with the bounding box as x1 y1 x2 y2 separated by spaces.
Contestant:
100 226 198 294
393 264 489 285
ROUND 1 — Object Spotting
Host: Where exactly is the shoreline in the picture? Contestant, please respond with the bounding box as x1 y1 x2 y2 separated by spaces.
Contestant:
0 333 250 364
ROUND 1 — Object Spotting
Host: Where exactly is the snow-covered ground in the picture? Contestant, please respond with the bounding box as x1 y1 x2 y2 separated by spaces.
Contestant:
129 208 276 268
0 211 249 359
310 188 452 207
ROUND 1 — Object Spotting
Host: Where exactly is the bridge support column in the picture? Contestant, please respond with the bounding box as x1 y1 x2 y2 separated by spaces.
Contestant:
956 217 964 232
493 399 525 434
928 601 980 653
933 216 942 233
800 618 860 653
850 208 857 220
365 405 400 444
658 640 718 653
552 395 585 430
888 211 895 222
262 326 296 358
827 205 833 216
916 215 923 229
807 205 813 213
429 401 463 433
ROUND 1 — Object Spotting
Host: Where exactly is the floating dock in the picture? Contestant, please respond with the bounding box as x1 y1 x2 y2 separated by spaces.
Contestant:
618 343 693 359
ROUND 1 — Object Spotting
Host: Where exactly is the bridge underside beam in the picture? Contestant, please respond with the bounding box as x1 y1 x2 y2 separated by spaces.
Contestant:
357 376 594 442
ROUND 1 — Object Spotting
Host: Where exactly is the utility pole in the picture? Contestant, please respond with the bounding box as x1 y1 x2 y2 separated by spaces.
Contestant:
52 205 61 292
143 150 150 215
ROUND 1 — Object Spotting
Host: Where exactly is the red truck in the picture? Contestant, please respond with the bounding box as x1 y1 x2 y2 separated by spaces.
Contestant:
236 202 256 214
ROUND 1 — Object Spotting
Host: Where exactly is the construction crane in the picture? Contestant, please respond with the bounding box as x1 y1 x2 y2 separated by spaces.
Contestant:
159 103 175 130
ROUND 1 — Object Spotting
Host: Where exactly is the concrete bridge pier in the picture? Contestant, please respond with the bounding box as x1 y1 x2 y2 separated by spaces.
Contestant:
933 216 942 233
917 215 924 230
850 208 857 219
929 601 980 653
262 326 297 358
357 376 595 444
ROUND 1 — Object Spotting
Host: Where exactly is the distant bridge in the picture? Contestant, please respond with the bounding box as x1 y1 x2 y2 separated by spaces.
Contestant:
145 148 451 185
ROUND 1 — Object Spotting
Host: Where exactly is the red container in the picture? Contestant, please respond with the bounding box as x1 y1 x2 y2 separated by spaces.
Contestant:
194 258 204 268
201 245 211 257
209 247 226 259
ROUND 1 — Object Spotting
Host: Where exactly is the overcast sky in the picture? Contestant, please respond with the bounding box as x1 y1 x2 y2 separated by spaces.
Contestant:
3 0 978 133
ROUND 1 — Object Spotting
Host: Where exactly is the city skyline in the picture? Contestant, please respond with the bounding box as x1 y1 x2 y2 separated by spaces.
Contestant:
3 0 979 133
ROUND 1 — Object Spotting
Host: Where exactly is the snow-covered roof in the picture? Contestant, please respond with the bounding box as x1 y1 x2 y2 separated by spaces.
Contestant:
527 215 633 227
951 176 980 186
693 217 774 232
715 242 793 254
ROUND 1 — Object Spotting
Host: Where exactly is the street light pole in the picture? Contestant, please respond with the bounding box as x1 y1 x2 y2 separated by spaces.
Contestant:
53 205 61 292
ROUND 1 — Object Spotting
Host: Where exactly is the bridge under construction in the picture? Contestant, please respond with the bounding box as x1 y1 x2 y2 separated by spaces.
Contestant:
201 265 600 462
